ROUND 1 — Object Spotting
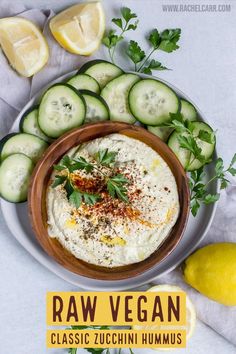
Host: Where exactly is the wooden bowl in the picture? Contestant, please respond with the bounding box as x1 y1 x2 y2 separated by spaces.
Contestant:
28 122 190 280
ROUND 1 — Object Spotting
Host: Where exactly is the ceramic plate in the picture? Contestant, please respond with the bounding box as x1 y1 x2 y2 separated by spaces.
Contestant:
1 71 218 290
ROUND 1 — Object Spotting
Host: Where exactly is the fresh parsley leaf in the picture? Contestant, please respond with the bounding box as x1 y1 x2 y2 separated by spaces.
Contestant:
69 190 82 208
228 167 236 176
52 175 67 188
141 59 168 74
109 174 129 184
53 164 66 171
68 349 77 354
215 158 224 175
96 149 117 166
198 130 215 144
83 193 101 205
149 29 161 49
127 20 139 31
203 193 220 204
102 30 123 49
159 28 181 53
127 40 145 64
112 18 123 29
190 198 200 217
189 152 236 216
107 174 129 203
64 179 74 197
230 153 236 167
220 178 230 189
61 155 71 167
121 7 137 22
178 135 203 161
87 349 106 354
73 157 94 173
69 190 100 208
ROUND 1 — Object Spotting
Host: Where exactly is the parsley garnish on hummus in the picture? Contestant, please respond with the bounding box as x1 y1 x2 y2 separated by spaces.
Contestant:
52 148 129 208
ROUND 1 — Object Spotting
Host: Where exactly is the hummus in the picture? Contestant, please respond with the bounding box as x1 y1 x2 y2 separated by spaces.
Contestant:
47 134 180 267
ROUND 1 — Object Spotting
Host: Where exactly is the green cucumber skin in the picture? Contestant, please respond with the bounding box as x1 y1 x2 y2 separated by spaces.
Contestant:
186 121 215 171
168 121 215 171
19 105 39 132
0 153 34 203
168 131 190 169
77 59 124 75
0 133 48 163
180 99 198 121
128 79 181 126
67 74 100 94
80 89 110 110
101 73 140 124
19 105 53 143
38 83 86 138
0 133 18 161
79 89 110 118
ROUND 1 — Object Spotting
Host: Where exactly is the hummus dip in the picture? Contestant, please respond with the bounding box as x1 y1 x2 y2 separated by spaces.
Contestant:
47 134 180 267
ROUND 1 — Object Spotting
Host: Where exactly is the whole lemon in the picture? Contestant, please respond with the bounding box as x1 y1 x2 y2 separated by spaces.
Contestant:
183 243 236 306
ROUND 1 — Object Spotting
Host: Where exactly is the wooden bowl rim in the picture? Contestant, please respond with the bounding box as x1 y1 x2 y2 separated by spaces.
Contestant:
28 122 190 281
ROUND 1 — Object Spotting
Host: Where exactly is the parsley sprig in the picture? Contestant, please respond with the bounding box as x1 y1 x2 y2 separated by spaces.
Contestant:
163 112 215 169
53 149 129 208
161 113 236 216
189 154 236 216
130 28 181 73
102 7 138 63
103 7 181 74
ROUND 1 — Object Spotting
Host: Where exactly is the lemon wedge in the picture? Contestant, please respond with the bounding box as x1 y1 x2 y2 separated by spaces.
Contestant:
133 284 196 350
0 17 49 77
49 2 105 55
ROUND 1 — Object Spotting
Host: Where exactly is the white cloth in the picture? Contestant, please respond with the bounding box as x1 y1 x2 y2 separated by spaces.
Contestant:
0 0 235 348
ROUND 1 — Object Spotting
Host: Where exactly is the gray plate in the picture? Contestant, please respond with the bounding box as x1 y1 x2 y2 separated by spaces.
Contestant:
0 71 218 290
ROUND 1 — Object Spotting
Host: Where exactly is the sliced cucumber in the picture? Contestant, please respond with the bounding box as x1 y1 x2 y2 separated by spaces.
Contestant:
168 121 215 171
19 105 51 143
67 74 100 94
80 90 109 124
0 153 34 202
187 121 215 171
38 84 86 138
78 60 123 89
0 133 48 163
180 99 197 121
101 74 140 124
147 126 173 142
168 131 190 169
128 79 180 125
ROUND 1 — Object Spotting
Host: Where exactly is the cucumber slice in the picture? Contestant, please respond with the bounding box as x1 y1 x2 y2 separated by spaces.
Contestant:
147 126 173 142
79 60 123 89
0 153 34 202
168 131 190 169
80 90 109 124
180 99 197 121
67 74 100 94
0 133 48 163
187 121 215 171
101 74 140 124
128 79 180 125
38 84 86 138
19 105 51 143
168 121 215 171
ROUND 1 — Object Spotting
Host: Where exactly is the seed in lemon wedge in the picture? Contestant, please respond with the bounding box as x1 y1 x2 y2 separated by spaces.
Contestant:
183 242 236 306
133 284 196 350
49 2 105 56
0 17 49 77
